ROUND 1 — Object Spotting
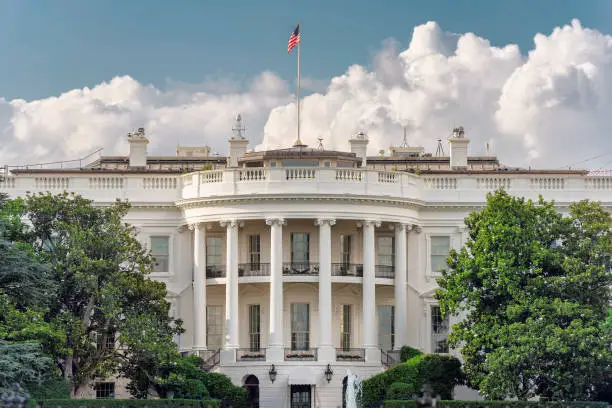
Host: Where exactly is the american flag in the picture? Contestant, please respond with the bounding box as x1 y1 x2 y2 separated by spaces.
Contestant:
287 24 300 54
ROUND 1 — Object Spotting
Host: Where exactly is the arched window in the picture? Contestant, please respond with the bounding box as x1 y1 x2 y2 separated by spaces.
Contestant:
342 376 348 408
244 375 260 408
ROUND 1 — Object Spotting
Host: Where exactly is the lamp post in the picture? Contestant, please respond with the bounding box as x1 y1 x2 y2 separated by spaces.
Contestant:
324 364 334 383
268 364 277 383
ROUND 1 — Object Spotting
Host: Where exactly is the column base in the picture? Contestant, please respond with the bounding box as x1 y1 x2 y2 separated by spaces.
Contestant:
266 346 285 362
220 349 236 364
317 345 336 362
364 347 381 363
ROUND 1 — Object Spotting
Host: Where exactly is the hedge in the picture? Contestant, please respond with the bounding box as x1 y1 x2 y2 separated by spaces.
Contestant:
36 399 220 408
384 402 611 408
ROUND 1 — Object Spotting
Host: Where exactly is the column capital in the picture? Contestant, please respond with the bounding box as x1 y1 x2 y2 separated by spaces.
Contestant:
188 222 210 231
315 218 336 227
357 220 381 228
219 220 243 228
412 225 422 234
265 217 286 227
177 225 189 233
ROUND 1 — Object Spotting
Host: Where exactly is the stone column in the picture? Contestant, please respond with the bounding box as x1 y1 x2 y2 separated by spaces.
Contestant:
221 220 240 351
361 220 381 362
266 217 285 361
191 223 207 352
394 223 408 350
316 217 335 361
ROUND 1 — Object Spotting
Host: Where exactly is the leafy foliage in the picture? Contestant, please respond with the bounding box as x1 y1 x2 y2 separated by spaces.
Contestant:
400 345 423 363
1 192 183 393
383 402 612 408
436 190 612 400
36 399 221 407
362 353 464 406
0 341 53 392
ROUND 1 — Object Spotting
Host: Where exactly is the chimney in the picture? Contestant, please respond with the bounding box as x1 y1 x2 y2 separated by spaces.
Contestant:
227 114 249 167
449 126 469 169
349 131 369 167
127 128 149 168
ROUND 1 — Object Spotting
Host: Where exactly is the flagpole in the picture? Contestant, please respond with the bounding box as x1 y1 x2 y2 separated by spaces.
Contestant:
296 23 302 146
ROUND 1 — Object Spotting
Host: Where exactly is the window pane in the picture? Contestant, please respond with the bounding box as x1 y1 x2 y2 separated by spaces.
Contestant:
291 233 309 264
431 305 449 353
430 236 450 272
151 236 169 272
378 305 395 350
340 305 351 350
342 236 351 265
291 303 309 350
377 236 395 267
207 306 224 349
206 237 223 266
249 235 261 269
249 304 260 351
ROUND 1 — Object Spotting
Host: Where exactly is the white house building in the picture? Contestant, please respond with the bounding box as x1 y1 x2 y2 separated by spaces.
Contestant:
1 119 611 408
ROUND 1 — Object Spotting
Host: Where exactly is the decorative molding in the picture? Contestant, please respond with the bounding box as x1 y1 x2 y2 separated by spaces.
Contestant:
314 218 336 227
177 225 189 233
413 225 422 234
219 220 243 228
362 220 382 228
265 217 286 227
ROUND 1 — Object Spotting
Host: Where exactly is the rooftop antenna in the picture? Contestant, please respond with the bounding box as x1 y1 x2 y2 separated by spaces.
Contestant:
317 137 324 150
400 126 409 148
232 114 246 139
435 138 445 156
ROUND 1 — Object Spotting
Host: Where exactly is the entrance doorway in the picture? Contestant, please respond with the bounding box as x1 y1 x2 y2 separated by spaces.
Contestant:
243 375 259 408
290 385 311 408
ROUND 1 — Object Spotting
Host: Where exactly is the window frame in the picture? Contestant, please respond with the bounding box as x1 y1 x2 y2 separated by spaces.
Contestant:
150 235 171 274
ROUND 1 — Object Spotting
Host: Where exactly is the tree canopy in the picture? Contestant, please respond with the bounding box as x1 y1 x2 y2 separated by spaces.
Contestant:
436 190 611 401
0 192 183 395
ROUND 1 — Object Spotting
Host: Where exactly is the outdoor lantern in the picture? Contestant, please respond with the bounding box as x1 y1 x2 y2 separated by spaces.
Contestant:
268 364 277 383
324 364 334 383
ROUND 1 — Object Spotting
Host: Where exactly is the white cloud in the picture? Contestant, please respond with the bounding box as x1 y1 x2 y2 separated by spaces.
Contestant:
1 19 611 170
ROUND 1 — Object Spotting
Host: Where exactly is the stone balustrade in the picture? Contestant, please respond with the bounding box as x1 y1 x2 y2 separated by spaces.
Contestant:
0 169 610 205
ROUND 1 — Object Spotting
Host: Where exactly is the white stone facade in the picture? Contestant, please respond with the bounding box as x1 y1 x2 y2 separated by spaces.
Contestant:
1 128 611 408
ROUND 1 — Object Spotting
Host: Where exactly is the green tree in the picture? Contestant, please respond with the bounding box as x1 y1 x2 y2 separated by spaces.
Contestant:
15 192 183 394
0 341 53 392
436 190 611 401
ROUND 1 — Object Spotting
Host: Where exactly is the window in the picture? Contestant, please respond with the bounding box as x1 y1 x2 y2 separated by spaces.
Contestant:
249 304 261 351
430 236 451 273
150 236 169 272
95 382 115 399
324 161 331 168
290 303 310 350
431 305 449 353
342 235 352 266
206 306 224 349
249 235 261 270
291 233 309 265
377 236 395 267
270 161 277 168
206 236 223 266
378 305 395 351
340 305 351 350
105 332 115 350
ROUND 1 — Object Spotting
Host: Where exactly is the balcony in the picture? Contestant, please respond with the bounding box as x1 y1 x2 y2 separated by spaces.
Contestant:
236 348 266 362
238 263 270 277
331 263 363 277
206 264 225 278
283 262 319 275
284 348 318 361
335 348 365 362
375 265 395 279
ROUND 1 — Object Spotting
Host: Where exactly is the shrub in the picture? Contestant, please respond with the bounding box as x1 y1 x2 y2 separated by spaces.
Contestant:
362 370 388 408
399 346 422 363
27 376 71 400
384 402 612 408
176 378 209 400
387 382 416 400
202 373 246 408
37 399 220 407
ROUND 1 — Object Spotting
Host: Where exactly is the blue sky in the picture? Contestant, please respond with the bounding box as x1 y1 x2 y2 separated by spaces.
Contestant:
1 0 611 100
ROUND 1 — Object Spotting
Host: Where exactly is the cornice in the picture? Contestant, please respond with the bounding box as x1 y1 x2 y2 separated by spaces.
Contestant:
175 194 425 210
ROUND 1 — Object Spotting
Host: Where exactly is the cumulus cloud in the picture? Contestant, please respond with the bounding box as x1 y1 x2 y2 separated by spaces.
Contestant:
1 19 611 170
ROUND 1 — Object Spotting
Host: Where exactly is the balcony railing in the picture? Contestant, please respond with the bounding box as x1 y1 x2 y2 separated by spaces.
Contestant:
331 263 363 277
381 349 401 368
206 264 226 278
285 348 318 361
199 349 221 371
236 348 266 361
375 265 395 279
283 262 319 275
335 348 365 362
238 263 270 277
